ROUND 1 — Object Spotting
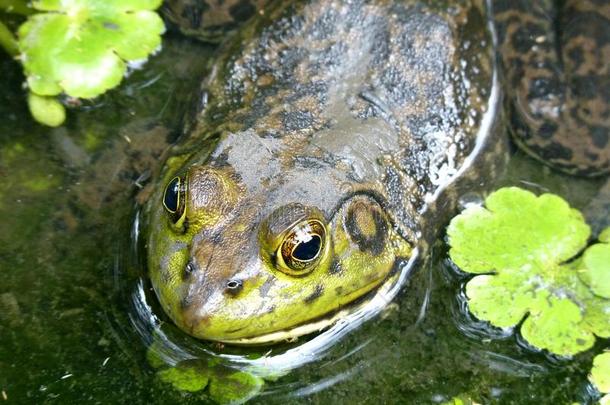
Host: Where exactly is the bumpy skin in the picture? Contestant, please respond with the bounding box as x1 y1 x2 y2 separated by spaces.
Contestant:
166 0 610 176
147 0 504 344
494 0 610 176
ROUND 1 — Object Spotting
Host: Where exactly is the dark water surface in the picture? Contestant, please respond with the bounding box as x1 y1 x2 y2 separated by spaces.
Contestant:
0 35 607 404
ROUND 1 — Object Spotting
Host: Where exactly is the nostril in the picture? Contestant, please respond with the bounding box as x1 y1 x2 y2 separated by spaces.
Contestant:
183 260 196 280
225 279 243 296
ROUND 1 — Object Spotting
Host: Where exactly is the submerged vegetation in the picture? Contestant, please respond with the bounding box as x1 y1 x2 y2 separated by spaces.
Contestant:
147 341 264 404
0 0 164 126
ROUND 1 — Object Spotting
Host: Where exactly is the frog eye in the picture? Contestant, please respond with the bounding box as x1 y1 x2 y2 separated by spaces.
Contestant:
276 220 326 276
162 176 187 223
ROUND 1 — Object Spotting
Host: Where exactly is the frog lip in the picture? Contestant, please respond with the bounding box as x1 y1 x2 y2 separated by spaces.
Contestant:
180 268 388 344
205 267 402 345
215 311 345 346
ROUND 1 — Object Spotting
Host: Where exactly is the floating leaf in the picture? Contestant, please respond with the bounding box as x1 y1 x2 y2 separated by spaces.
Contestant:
579 239 610 299
449 187 590 274
27 92 66 127
17 0 165 99
520 296 595 356
448 187 610 356
591 352 610 394
600 229 610 244
591 352 610 405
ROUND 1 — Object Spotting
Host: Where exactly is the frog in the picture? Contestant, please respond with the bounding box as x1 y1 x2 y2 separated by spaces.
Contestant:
147 0 609 345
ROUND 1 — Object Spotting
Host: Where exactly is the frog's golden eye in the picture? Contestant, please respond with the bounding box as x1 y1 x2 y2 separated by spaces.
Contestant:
162 176 187 223
276 220 326 276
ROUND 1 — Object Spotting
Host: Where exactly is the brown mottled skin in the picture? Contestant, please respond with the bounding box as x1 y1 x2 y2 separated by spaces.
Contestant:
494 0 610 175
166 0 610 176
188 0 499 234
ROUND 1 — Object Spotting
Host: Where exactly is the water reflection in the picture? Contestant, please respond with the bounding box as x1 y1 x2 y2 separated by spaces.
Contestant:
469 350 547 378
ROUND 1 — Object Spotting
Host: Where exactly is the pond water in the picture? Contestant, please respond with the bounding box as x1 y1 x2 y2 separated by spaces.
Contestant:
0 33 607 404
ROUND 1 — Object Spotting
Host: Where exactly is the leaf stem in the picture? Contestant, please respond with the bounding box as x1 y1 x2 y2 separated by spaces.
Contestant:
0 0 32 16
0 19 18 56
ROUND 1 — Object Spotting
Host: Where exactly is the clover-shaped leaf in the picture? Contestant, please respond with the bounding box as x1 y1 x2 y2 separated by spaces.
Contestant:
17 0 165 99
590 352 610 404
448 187 610 356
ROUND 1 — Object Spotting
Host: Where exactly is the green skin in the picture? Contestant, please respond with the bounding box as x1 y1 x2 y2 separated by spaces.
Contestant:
147 0 609 344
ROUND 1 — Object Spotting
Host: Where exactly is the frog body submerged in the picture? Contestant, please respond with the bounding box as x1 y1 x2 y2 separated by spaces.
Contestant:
146 0 505 344
493 0 610 176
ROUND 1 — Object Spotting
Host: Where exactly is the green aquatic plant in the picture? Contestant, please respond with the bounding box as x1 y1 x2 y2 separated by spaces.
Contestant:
147 345 264 405
0 0 164 126
442 396 479 405
578 228 610 299
0 19 18 55
156 360 264 404
27 92 65 127
590 352 610 404
447 187 610 356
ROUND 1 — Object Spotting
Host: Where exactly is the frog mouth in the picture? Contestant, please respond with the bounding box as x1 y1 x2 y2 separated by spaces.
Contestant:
215 265 403 345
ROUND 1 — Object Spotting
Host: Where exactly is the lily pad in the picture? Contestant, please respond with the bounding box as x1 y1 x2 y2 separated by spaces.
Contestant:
17 0 165 99
590 352 610 404
447 187 610 356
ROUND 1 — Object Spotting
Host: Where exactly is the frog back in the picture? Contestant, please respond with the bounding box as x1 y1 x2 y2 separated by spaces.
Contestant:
169 0 504 246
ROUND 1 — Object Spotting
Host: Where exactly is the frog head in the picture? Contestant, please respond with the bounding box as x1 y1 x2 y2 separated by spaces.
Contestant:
146 137 412 344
